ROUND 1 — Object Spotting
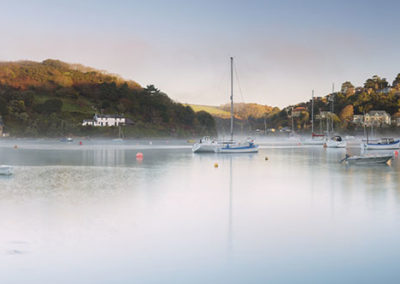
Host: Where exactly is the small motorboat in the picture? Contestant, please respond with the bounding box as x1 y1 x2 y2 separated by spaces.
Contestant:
60 137 73 143
192 136 221 153
341 154 393 165
325 136 346 148
0 165 13 176
363 138 400 150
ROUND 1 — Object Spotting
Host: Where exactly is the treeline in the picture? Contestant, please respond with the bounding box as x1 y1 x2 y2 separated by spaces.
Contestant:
252 74 400 132
0 59 216 137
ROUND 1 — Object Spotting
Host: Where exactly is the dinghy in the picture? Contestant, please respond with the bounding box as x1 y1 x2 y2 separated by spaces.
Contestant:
341 154 393 165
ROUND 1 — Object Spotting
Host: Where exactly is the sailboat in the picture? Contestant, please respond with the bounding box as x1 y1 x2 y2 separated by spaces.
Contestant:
214 57 258 153
112 125 124 142
302 90 325 145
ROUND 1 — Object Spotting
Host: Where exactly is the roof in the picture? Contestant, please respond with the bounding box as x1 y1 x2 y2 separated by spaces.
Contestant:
95 114 125 118
293 107 306 111
368 110 389 115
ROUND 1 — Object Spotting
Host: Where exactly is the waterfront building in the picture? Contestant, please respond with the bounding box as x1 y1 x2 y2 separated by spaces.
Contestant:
82 114 126 127
364 111 391 127
352 114 364 125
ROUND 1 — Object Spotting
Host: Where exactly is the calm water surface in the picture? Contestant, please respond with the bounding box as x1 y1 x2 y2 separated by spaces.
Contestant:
1 139 400 283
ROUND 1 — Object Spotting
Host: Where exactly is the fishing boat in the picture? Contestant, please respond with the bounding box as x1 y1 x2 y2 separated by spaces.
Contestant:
363 138 400 150
325 135 346 148
192 136 220 153
0 165 13 176
341 154 393 165
214 57 258 154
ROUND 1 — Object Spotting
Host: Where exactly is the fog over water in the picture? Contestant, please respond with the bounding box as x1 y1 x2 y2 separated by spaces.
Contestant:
1 139 400 283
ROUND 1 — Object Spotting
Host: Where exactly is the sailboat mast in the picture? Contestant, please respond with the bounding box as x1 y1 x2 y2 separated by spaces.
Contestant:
230 57 234 141
331 83 334 132
311 90 314 135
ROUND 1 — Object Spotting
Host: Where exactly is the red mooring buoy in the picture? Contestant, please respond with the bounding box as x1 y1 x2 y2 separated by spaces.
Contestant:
136 152 143 160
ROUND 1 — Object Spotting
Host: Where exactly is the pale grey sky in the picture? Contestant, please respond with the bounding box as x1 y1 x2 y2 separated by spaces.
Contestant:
1 0 399 107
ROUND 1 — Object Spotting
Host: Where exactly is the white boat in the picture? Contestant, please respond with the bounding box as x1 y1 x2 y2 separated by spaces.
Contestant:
214 57 258 154
60 137 73 143
0 165 13 176
325 136 346 148
342 154 393 165
303 90 325 146
363 138 400 150
192 136 220 153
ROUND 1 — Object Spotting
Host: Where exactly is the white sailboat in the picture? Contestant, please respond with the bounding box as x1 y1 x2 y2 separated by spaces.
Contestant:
363 138 400 150
215 57 258 154
302 90 325 145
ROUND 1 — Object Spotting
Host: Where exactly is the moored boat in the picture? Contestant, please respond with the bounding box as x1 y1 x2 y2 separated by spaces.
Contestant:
325 136 346 148
363 138 400 150
60 137 73 143
215 139 259 153
213 57 258 154
342 154 393 165
0 165 13 176
192 136 220 153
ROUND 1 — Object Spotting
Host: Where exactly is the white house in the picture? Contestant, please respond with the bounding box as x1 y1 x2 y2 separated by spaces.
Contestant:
82 114 126 127
352 114 364 125
364 110 391 127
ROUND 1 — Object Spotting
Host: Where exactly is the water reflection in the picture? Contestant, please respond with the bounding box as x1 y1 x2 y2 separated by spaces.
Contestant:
1 142 400 283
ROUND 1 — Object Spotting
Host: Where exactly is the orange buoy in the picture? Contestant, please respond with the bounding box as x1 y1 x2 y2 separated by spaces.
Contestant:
79 141 83 145
136 152 143 160
395 150 399 157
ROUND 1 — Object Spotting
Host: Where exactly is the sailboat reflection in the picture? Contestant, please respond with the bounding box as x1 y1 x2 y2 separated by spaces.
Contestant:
228 156 233 258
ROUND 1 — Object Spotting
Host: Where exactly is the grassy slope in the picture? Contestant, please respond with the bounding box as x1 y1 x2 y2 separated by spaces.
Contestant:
186 104 232 119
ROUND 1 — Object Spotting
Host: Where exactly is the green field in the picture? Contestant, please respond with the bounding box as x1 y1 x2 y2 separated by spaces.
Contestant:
187 104 232 119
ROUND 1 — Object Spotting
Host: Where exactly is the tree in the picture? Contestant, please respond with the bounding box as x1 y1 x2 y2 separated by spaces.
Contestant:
364 75 389 90
144 85 160 95
339 105 354 125
341 81 354 92
393 74 400 88
35 99 63 114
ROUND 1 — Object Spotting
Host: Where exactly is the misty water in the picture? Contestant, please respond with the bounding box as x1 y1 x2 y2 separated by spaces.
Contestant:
1 139 400 283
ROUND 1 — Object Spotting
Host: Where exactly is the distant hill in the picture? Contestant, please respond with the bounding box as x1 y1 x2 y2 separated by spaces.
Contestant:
0 59 216 137
188 103 274 120
186 104 232 119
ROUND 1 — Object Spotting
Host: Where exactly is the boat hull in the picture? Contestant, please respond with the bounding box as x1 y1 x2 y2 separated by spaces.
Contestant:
326 141 346 148
215 144 259 153
363 140 400 150
346 155 393 165
192 143 218 153
0 166 13 176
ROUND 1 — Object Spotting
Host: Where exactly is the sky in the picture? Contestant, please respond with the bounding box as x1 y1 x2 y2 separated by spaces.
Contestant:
1 0 400 107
